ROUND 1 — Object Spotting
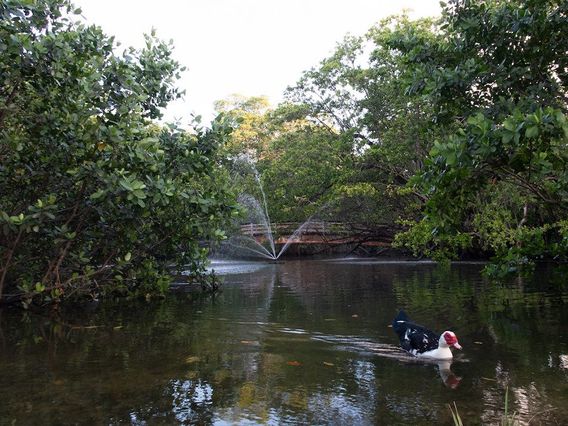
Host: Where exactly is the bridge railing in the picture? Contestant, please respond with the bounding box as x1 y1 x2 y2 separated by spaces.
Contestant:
240 221 351 237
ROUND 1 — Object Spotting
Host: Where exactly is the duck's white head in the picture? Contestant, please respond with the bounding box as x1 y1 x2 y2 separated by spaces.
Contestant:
439 331 462 350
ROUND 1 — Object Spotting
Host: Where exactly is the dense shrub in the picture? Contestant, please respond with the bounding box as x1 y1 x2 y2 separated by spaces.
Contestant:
0 0 236 304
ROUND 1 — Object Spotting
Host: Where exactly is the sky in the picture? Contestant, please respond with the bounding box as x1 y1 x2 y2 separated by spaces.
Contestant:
74 0 441 125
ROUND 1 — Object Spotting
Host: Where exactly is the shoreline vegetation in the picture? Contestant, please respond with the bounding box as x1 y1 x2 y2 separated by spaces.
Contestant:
0 0 237 307
1 0 567 307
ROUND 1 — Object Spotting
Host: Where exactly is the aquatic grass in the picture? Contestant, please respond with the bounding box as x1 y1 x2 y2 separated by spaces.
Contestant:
501 387 519 426
448 402 463 426
449 387 519 426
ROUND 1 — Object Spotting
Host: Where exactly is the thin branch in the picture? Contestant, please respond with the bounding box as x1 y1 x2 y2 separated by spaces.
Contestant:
0 228 23 300
499 167 557 205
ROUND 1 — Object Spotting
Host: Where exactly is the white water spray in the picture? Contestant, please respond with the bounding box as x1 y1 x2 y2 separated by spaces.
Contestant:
224 154 319 260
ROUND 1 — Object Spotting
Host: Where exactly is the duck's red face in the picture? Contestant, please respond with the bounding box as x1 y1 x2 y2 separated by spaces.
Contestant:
443 331 462 350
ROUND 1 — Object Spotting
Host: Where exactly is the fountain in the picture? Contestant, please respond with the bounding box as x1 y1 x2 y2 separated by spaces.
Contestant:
221 155 318 260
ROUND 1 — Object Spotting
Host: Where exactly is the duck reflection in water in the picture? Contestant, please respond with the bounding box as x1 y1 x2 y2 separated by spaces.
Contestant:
437 360 462 389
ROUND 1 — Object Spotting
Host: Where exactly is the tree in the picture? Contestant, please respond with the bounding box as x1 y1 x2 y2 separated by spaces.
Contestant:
209 23 438 241
285 34 366 137
389 0 568 269
214 94 272 160
0 0 236 304
282 19 437 235
258 112 351 223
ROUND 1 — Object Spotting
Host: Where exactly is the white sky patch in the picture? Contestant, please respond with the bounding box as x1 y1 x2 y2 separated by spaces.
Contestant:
74 0 441 125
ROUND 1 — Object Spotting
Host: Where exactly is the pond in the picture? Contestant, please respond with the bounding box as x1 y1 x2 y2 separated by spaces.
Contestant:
1 259 567 425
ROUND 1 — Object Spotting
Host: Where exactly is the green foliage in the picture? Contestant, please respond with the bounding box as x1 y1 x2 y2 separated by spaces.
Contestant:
386 0 568 268
472 184 527 253
0 0 236 304
214 97 350 224
214 94 272 160
217 1 568 270
285 34 366 135
394 218 472 263
259 123 351 222
273 19 438 228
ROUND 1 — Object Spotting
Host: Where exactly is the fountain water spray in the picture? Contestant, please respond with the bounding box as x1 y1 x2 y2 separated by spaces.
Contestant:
222 154 319 260
226 193 320 260
252 168 277 258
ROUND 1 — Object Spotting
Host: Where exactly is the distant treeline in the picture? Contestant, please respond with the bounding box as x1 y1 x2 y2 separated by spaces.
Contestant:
218 0 567 276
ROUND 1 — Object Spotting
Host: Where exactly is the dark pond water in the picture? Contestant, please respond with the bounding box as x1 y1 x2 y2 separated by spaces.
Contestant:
1 259 568 425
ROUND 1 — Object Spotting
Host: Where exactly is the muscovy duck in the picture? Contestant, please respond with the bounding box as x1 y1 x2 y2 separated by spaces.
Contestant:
392 310 462 359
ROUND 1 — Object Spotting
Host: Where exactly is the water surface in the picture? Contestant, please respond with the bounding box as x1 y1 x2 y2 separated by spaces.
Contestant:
1 259 567 424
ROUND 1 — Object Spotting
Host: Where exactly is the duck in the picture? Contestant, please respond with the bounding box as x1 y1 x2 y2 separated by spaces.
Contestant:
392 310 462 359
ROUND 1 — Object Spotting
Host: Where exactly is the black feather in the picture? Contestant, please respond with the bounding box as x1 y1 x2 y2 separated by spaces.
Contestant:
392 310 440 355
